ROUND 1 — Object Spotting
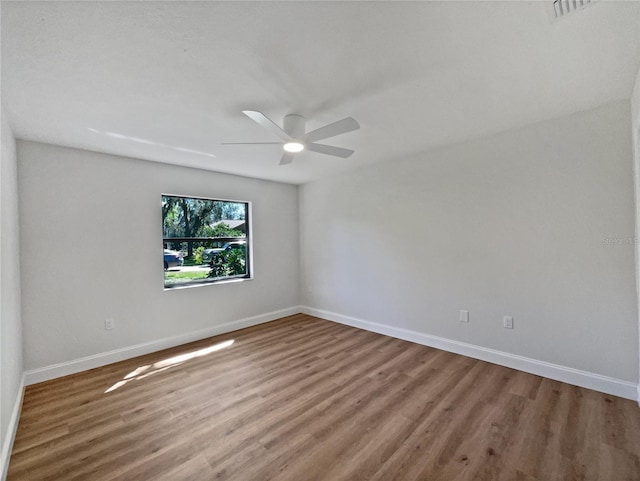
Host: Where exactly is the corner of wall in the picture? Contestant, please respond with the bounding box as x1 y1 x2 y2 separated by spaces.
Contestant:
1 104 24 479
0 375 24 481
294 183 303 307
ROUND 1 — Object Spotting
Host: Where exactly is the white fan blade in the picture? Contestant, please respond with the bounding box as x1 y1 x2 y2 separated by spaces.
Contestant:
221 142 282 145
306 143 354 158
280 152 295 165
242 110 292 142
305 117 360 143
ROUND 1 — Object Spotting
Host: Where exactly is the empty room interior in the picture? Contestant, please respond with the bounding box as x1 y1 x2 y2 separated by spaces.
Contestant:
2 1 640 480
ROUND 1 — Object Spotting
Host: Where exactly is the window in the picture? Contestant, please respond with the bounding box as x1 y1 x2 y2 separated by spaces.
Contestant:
162 194 251 289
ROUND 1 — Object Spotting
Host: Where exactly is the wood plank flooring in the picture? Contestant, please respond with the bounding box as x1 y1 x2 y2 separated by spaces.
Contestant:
7 314 640 480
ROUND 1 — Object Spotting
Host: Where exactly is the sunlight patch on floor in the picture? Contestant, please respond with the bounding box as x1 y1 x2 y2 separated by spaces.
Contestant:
104 339 235 393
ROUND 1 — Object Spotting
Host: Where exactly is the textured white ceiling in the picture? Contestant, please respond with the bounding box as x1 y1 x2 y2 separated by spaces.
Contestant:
2 1 639 184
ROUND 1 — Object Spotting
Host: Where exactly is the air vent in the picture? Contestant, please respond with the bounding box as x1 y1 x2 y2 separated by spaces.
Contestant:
547 0 595 21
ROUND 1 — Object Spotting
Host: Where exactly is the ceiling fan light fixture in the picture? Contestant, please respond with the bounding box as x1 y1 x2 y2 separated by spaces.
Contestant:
283 141 304 153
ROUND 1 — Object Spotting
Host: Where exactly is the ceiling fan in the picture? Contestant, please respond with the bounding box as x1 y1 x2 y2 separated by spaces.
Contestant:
223 110 360 165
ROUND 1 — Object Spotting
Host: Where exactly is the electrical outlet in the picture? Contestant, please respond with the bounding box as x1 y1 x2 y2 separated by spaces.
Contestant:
459 310 469 323
503 316 513 329
105 318 115 330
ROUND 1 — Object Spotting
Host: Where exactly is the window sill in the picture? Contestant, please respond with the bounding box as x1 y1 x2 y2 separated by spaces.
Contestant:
164 275 253 290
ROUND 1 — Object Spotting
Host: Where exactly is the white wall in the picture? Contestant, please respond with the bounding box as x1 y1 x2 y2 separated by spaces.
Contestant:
0 105 23 476
632 65 640 403
300 100 638 387
18 141 299 374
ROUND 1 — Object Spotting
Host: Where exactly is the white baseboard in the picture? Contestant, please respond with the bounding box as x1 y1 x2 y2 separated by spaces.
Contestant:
21 305 640 401
24 306 301 385
1 374 25 481
301 306 639 401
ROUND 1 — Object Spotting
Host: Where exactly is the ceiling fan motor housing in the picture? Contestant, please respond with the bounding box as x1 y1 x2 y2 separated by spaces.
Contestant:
283 114 306 140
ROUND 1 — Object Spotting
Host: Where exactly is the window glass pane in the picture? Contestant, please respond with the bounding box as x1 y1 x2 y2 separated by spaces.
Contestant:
162 195 251 288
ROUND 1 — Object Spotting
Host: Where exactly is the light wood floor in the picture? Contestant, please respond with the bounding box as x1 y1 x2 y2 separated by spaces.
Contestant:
8 314 640 481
